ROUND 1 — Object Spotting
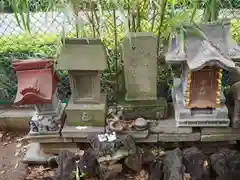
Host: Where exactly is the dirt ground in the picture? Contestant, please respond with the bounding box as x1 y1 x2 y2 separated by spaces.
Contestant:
0 132 28 180
0 132 147 180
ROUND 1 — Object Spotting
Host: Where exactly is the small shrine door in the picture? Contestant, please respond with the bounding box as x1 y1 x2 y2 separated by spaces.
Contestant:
189 66 220 108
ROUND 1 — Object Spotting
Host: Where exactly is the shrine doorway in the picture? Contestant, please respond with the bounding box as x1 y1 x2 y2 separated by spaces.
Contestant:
189 66 220 108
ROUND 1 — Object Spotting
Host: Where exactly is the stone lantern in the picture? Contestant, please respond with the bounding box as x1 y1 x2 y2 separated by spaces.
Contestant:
13 59 66 134
56 38 107 127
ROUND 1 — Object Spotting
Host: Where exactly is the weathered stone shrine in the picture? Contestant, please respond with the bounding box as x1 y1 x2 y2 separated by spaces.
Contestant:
119 32 168 120
13 59 66 134
166 22 239 127
57 38 107 135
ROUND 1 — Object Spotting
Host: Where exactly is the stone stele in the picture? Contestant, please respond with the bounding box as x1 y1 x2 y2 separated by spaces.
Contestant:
120 32 167 120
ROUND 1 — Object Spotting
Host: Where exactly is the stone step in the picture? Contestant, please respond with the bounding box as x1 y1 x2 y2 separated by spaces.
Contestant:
201 127 240 134
150 119 192 134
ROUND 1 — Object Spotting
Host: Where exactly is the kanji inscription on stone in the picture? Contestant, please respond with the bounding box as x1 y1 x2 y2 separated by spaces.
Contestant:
122 33 158 101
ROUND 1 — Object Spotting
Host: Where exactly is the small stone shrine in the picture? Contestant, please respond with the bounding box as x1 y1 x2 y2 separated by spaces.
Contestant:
165 21 238 127
120 32 167 120
13 59 66 134
56 38 107 128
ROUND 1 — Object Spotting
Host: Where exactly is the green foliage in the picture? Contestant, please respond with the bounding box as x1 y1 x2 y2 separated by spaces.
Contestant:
0 33 60 102
231 19 240 43
0 33 59 56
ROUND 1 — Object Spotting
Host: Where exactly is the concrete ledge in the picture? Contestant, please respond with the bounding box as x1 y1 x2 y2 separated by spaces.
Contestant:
25 134 73 143
40 142 79 154
158 132 201 142
136 134 158 143
22 142 50 165
201 134 240 142
201 127 240 134
62 126 105 138
0 108 34 132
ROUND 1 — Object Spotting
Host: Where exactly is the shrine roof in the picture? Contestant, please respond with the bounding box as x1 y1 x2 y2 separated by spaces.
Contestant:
13 59 59 105
57 38 108 71
165 21 239 71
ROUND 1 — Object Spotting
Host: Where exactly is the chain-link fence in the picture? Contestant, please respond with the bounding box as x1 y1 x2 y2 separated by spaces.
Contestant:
0 9 239 104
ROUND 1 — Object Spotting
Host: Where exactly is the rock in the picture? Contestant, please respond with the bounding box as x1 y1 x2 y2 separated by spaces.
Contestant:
88 135 136 158
111 149 129 162
98 149 129 164
142 149 156 164
54 150 78 180
99 163 122 180
78 148 98 178
135 117 148 131
135 169 149 180
216 170 240 180
121 135 136 155
47 156 58 169
88 134 122 157
149 160 163 180
125 151 143 172
210 148 240 177
163 148 184 180
183 147 210 180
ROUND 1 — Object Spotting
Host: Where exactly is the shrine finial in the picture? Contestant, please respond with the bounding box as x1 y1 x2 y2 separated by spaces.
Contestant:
20 79 40 96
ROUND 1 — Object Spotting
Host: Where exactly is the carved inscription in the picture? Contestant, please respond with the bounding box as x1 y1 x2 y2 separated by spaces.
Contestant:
189 66 219 108
130 60 151 94
122 34 158 101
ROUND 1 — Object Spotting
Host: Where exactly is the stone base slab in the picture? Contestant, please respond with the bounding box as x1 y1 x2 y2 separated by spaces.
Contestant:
117 130 148 139
150 119 192 134
201 127 240 134
25 133 73 143
158 132 201 142
201 134 240 142
136 134 158 143
40 142 79 154
119 97 168 120
22 142 51 165
62 126 105 139
65 95 107 126
200 127 240 141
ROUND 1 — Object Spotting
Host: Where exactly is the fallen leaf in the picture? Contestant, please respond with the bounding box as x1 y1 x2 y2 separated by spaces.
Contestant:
3 142 8 146
0 170 5 174
16 138 23 142
16 143 22 148
15 161 19 169
15 151 20 157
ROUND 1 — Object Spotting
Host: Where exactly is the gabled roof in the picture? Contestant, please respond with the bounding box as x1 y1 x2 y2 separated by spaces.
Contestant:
57 38 108 71
165 22 238 71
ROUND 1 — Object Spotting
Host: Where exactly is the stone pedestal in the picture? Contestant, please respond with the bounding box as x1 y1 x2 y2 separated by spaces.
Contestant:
65 94 106 126
119 98 167 120
29 93 66 135
120 32 168 120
